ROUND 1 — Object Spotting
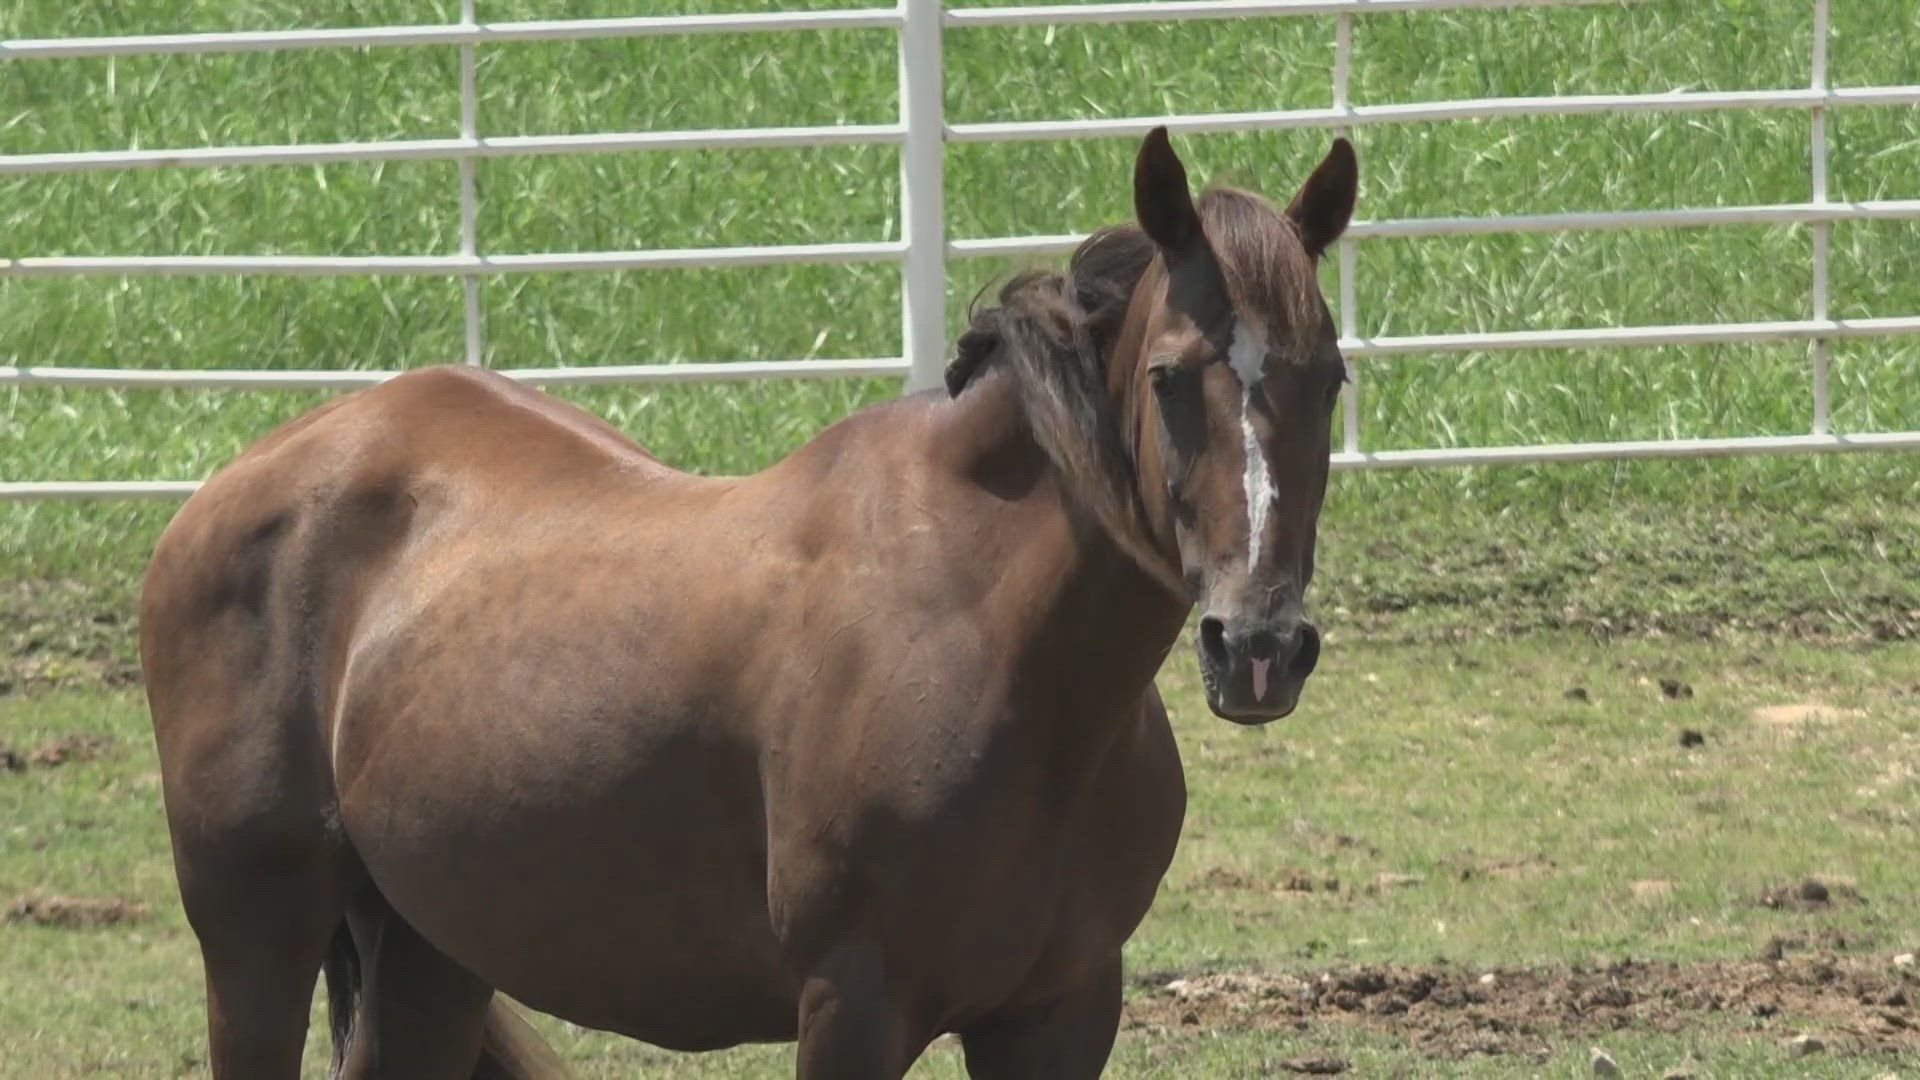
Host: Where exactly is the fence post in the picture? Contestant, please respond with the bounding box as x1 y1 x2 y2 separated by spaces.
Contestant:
1333 11 1360 456
1809 0 1831 434
459 0 484 366
898 0 946 393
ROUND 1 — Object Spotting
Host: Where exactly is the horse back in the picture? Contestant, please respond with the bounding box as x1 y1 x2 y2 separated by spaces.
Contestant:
139 368 669 795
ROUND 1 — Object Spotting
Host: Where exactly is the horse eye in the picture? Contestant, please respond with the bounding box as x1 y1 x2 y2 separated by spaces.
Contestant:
1324 367 1350 407
1148 364 1177 395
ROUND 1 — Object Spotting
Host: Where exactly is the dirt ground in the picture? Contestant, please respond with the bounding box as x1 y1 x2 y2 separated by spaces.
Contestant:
1126 954 1918 1065
0 732 113 772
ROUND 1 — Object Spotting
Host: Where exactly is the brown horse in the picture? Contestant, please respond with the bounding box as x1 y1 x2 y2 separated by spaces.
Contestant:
140 127 1355 1079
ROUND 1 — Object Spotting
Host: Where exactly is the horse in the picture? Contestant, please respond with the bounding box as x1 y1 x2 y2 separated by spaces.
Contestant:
140 126 1356 1079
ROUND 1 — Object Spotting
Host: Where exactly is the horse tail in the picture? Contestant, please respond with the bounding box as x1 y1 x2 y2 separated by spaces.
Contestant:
471 996 573 1080
323 920 573 1079
324 922 360 1079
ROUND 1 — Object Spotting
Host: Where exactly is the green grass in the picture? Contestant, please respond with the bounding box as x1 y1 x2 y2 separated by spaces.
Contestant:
5 636 1917 1076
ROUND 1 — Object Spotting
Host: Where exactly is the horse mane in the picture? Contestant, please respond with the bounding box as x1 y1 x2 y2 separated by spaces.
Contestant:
945 186 1317 595
944 224 1170 588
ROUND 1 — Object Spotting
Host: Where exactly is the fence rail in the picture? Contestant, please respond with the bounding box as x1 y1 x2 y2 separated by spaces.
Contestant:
7 431 1920 502
0 0 1606 59
0 9 910 58
10 314 1920 387
4 0 1916 499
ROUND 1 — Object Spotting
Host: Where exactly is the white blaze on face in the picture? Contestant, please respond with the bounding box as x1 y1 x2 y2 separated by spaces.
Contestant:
1227 317 1275 570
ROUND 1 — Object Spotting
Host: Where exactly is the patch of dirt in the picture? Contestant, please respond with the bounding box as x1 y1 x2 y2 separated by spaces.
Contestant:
5 895 150 929
1442 853 1557 883
1 578 142 693
1751 702 1867 729
1322 508 1920 646
1759 929 1862 961
30 733 111 767
0 733 114 773
1630 879 1675 902
1276 869 1341 895
1758 877 1866 912
1190 867 1262 892
1365 872 1425 893
1126 956 1920 1060
1276 1057 1348 1074
1659 678 1694 700
1189 853 1560 901
1287 818 1382 859
1190 866 1343 897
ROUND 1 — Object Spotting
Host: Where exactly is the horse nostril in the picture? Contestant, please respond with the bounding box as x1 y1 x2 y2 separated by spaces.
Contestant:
1289 622 1322 677
1198 615 1230 666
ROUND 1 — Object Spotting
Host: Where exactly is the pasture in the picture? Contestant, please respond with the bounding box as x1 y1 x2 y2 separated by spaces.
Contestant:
3 0 1919 1076
6 638 1920 1076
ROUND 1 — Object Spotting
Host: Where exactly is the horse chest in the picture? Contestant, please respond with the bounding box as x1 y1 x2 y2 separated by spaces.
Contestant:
766 700 1184 1010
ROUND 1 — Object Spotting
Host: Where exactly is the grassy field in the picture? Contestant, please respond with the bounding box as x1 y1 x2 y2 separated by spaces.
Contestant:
4 0 1920 1076
6 636 1918 1077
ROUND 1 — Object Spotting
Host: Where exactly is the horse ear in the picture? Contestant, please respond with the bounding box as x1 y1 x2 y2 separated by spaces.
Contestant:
1134 126 1203 253
1285 137 1358 258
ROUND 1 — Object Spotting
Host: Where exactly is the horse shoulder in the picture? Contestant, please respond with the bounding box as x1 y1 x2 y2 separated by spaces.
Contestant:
1085 687 1186 884
1035 687 1186 987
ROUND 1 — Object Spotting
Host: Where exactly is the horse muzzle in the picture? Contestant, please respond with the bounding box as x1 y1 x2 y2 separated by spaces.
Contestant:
1196 612 1321 724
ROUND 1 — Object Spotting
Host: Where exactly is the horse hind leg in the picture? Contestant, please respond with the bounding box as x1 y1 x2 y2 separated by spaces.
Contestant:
170 809 354 1079
158 693 359 1079
331 891 570 1080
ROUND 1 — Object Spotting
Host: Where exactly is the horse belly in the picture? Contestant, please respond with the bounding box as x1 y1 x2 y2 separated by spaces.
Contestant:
336 704 798 1049
444 863 798 1049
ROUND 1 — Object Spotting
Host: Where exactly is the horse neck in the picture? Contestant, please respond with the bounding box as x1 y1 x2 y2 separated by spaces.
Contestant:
934 367 1189 720
1024 516 1193 717
1017 263 1197 697
1011 296 1192 724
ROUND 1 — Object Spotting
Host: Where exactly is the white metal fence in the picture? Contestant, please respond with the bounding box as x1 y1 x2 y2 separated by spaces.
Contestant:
4 0 1919 500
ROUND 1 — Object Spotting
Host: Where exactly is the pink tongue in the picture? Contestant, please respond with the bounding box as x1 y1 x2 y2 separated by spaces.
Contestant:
1251 657 1271 701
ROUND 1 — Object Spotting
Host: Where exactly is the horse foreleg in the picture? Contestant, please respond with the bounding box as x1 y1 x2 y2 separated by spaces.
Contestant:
958 957 1123 1080
793 938 918 1080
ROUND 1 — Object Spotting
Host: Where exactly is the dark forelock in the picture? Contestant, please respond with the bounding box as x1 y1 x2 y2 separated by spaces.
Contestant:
1196 186 1323 359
